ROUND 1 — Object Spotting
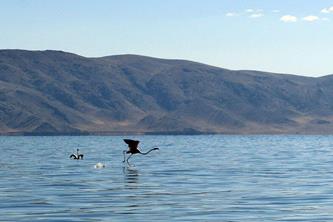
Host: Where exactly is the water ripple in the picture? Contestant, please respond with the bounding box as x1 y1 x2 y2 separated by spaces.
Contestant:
1 135 333 221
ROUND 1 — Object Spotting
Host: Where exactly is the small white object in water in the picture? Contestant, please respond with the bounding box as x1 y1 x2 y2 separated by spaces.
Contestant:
94 162 105 169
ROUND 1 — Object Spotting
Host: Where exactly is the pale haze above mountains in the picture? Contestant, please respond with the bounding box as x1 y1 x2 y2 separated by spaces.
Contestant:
1 49 333 135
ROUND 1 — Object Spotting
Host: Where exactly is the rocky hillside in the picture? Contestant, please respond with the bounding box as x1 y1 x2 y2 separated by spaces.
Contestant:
0 49 333 135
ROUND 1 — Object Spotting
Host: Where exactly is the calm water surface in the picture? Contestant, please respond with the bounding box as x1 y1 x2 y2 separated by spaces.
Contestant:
1 135 333 221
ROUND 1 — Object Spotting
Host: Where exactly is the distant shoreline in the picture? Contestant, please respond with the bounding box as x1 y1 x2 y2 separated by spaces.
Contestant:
1 131 333 136
0 131 212 136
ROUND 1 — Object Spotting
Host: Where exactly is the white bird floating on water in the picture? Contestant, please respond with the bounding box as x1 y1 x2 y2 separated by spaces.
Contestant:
94 162 106 169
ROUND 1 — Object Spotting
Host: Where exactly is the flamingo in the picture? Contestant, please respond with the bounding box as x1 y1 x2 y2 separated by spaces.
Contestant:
122 139 159 165
70 148 84 160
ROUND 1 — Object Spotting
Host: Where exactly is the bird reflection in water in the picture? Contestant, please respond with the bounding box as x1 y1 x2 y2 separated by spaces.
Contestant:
123 166 139 187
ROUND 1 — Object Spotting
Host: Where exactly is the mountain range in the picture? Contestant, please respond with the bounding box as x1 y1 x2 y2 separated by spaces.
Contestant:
1 49 333 135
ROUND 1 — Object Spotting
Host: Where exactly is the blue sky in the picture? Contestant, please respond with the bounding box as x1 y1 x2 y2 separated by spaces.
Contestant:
1 0 333 76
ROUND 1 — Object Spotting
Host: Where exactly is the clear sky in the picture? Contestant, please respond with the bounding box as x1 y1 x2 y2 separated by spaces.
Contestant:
1 0 333 76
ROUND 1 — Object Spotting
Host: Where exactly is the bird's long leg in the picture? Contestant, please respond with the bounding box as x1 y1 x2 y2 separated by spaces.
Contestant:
123 150 127 163
126 154 133 165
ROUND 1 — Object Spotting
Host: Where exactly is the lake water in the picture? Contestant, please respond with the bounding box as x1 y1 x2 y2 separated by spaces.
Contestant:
1 135 333 221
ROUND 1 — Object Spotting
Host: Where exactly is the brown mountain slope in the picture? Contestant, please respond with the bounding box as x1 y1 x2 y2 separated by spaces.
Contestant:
0 49 332 135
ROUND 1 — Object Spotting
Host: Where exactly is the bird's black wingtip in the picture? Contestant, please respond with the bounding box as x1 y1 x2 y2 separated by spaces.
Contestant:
123 139 140 144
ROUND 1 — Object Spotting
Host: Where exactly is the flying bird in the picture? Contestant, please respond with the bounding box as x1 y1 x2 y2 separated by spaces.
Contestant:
70 148 84 160
123 139 159 165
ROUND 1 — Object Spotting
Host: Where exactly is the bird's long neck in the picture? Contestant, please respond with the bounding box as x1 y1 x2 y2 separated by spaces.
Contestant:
140 148 157 155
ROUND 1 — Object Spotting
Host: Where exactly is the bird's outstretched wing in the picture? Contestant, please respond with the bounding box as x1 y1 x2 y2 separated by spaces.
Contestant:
69 154 76 159
123 139 140 152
